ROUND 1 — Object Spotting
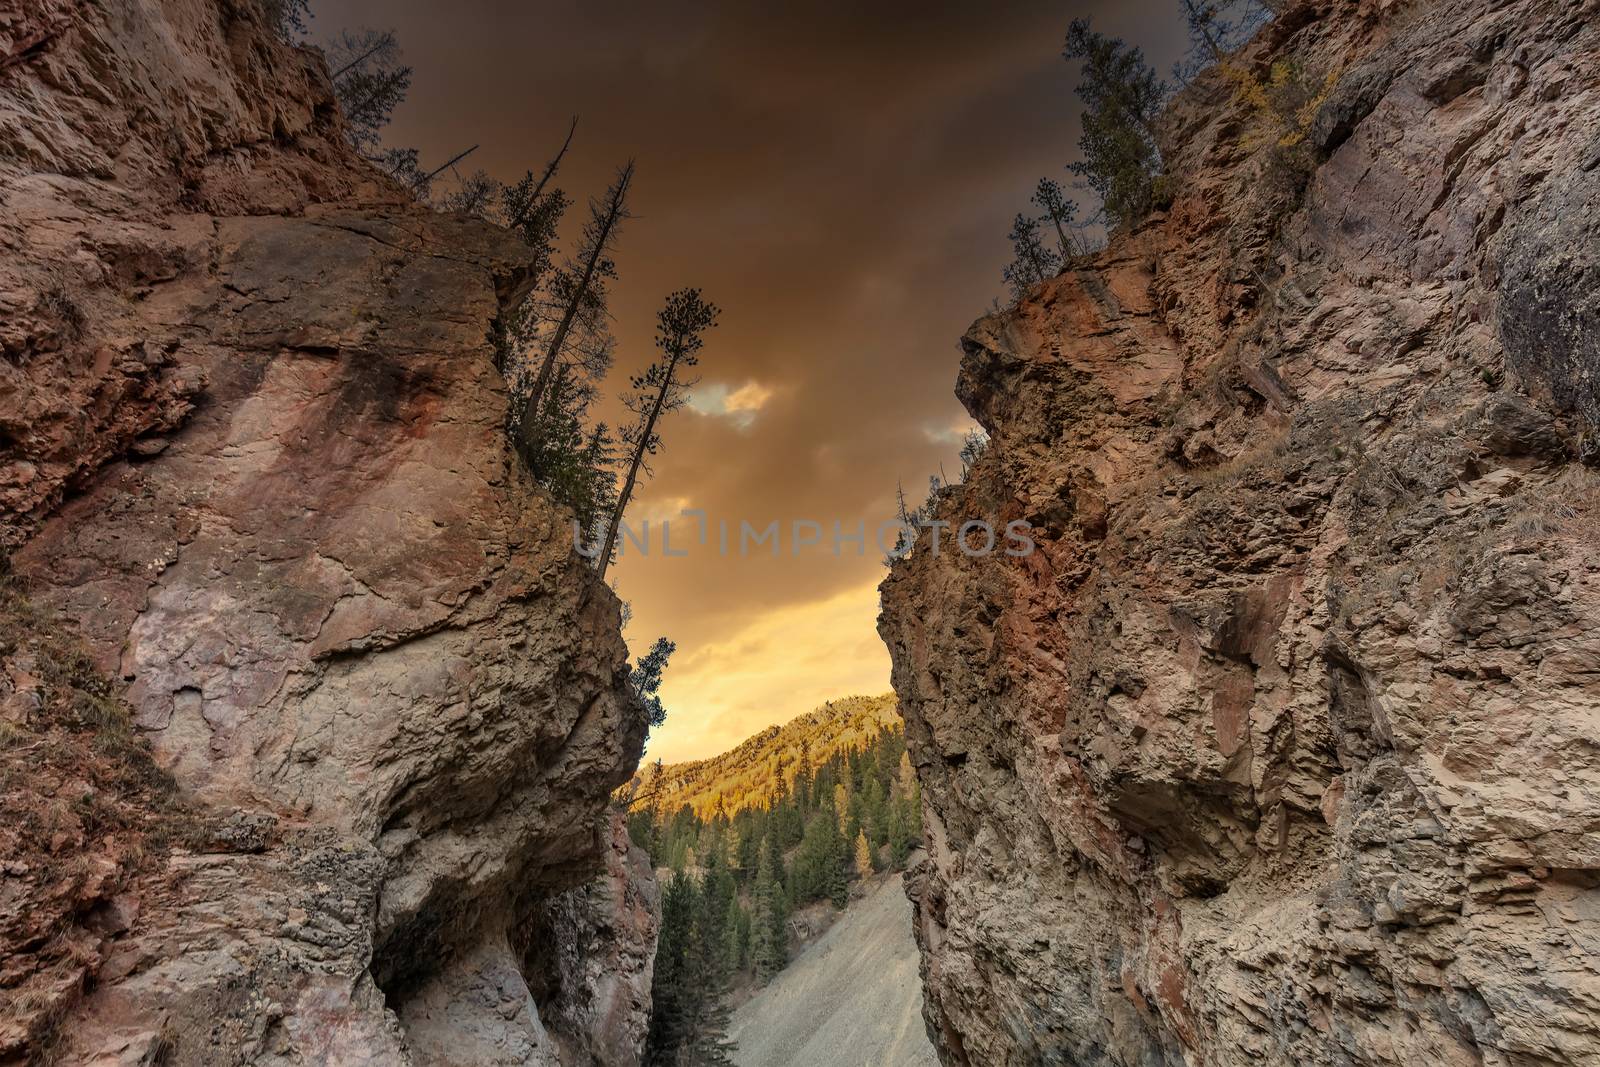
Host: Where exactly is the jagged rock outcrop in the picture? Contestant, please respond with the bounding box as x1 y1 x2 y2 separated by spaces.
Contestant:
880 0 1600 1063
0 1 654 1063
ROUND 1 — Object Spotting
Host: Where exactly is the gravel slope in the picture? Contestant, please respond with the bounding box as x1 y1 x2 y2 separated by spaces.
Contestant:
728 875 938 1067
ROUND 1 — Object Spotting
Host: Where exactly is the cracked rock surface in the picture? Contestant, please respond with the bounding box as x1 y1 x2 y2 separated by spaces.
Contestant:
1 1 655 1063
879 0 1600 1063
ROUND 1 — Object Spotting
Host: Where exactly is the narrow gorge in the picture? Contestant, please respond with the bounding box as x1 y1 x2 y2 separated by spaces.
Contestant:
4 0 1599 1064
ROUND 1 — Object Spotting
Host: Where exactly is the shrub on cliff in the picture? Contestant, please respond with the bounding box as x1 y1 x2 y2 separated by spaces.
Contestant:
264 0 311 38
1219 57 1337 240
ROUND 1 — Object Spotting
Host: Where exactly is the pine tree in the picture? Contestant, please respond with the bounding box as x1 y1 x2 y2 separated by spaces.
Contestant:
645 871 697 1063
325 28 412 158
646 864 738 1065
512 362 617 530
682 854 738 1064
599 287 719 578
629 636 675 731
888 798 912 870
813 800 847 909
763 826 789 898
1064 19 1168 230
1031 177 1082 258
521 162 634 431
736 817 762 881
1002 212 1062 301
724 896 748 974
826 843 848 908
794 743 813 815
503 116 577 248
854 828 875 880
750 837 787 981
492 128 623 536
865 776 888 848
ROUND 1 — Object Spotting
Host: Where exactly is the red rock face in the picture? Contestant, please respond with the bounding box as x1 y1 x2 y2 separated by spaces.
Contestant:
880 0 1600 1063
0 2 650 1063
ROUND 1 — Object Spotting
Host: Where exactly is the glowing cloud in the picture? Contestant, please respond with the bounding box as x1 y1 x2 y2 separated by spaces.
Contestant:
922 415 983 446
689 380 775 429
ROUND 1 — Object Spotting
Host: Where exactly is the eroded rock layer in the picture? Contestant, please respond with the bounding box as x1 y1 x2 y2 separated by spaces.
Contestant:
880 0 1600 1063
0 1 652 1063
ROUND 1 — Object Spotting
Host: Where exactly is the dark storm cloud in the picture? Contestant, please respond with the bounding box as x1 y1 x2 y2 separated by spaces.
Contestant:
315 0 1183 758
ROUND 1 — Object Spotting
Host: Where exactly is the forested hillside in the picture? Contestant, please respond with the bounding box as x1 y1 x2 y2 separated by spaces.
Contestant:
628 694 901 819
628 699 922 1064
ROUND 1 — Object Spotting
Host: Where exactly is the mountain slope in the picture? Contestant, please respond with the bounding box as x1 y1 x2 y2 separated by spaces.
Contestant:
728 873 936 1067
633 694 900 818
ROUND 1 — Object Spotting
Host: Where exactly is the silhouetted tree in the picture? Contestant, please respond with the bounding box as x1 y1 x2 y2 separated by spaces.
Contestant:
630 637 676 731
1173 0 1275 85
1002 213 1061 301
958 428 988 479
478 129 634 534
1064 19 1167 230
498 153 574 333
599 288 719 578
1032 177 1082 258
325 28 412 157
505 117 578 236
521 162 635 429
436 169 499 215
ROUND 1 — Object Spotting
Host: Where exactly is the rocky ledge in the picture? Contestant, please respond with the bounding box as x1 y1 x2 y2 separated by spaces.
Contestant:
881 0 1600 1063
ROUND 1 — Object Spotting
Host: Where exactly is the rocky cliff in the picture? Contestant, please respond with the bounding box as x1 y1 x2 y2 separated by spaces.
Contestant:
879 0 1600 1063
0 1 655 1063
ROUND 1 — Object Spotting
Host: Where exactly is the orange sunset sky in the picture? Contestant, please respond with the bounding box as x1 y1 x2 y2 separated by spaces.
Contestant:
317 0 1185 761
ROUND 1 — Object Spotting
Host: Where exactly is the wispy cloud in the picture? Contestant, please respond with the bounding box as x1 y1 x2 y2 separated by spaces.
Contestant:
689 380 776 429
922 414 981 446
